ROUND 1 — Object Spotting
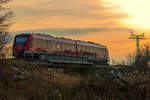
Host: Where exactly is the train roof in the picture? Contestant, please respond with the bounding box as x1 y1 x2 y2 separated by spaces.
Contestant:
17 33 107 49
76 40 107 48
32 33 75 44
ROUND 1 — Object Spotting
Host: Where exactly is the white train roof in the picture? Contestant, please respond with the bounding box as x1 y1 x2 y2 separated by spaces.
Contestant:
76 40 107 48
32 33 75 44
26 33 107 49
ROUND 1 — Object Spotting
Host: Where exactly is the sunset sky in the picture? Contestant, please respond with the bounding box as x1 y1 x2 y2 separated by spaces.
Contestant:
10 0 150 58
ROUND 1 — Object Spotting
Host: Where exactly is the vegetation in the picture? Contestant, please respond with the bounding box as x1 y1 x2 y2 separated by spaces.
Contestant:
0 59 149 100
0 0 13 58
112 43 150 68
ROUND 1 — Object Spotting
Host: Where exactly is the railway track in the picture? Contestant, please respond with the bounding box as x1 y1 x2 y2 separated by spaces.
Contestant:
9 58 131 87
10 57 111 76
23 59 109 68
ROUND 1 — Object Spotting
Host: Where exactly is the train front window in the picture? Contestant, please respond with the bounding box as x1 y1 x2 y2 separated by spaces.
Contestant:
15 37 28 45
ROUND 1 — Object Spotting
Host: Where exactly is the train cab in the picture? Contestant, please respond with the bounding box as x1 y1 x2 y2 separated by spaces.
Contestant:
13 34 32 57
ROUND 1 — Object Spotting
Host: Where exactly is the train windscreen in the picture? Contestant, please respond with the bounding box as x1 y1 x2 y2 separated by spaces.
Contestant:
15 37 27 45
14 34 29 45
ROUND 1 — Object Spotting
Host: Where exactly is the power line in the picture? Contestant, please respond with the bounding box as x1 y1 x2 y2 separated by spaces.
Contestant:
129 32 146 57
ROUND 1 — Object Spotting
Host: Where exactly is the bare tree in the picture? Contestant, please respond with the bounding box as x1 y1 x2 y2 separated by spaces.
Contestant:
0 0 13 58
135 43 150 68
121 43 150 70
111 43 150 70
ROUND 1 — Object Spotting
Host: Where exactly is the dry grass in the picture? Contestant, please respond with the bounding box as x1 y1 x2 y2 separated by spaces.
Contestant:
0 59 150 100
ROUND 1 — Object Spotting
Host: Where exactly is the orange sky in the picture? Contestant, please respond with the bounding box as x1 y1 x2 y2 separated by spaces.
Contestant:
10 0 150 58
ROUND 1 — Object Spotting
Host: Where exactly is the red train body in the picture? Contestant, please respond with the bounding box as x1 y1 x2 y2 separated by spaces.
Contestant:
13 33 109 64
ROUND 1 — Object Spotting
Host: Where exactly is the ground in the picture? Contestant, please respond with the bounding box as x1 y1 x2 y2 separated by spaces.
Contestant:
0 59 150 100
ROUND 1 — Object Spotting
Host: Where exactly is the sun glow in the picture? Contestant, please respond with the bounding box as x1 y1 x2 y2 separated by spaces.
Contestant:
103 0 150 29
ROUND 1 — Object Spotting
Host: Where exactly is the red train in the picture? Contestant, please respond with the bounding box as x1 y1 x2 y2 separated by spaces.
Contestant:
13 33 109 64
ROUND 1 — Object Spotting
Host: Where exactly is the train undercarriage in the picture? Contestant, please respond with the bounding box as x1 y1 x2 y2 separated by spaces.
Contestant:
13 51 110 75
16 51 109 65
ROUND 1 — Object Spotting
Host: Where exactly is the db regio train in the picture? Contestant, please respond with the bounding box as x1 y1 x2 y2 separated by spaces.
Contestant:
13 33 109 65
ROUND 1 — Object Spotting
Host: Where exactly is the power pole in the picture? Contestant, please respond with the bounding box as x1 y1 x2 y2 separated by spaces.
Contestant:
129 32 146 61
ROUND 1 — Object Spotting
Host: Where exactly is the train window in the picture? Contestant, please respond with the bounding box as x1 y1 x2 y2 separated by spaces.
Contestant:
69 44 73 51
89 48 91 52
83 47 85 52
56 42 60 51
102 49 104 55
52 41 56 51
80 46 82 52
15 37 27 45
84 47 87 52
101 49 103 55
104 49 106 55
71 44 74 51
96 48 99 55
68 44 71 51
37 39 42 48
93 48 95 53
72 45 75 51
78 46 81 52
86 47 88 52
40 39 42 48
99 49 101 55
67 44 70 51
63 43 65 51
93 48 96 53
41 39 43 48
43 40 47 49
101 49 104 55
63 43 66 51
66 43 70 51
60 42 64 51
91 48 93 53
48 40 50 49
87 47 90 52
85 47 87 52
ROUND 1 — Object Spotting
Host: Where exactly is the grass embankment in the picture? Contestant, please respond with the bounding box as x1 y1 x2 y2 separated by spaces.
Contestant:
0 59 150 100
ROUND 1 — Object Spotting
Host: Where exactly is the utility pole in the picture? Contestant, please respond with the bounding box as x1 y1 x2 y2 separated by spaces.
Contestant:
129 32 146 61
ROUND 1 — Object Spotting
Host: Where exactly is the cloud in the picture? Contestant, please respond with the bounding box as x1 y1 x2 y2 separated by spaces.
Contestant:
11 0 129 31
15 0 127 19
14 27 133 36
